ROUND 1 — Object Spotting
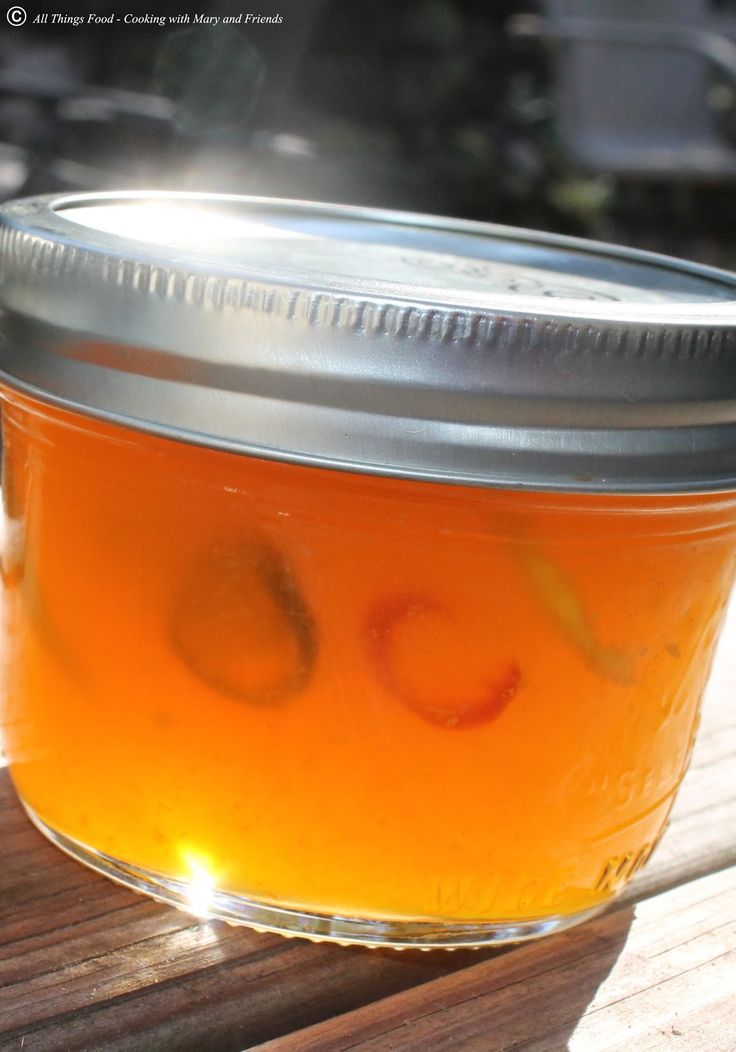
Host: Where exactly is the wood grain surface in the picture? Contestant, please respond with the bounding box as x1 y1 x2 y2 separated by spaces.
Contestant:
1 609 735 1052
252 867 736 1052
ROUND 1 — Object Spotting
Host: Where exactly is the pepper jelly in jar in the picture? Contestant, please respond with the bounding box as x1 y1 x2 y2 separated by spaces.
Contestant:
1 192 736 948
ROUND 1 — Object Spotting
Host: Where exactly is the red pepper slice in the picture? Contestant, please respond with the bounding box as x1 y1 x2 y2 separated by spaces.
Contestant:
365 594 521 729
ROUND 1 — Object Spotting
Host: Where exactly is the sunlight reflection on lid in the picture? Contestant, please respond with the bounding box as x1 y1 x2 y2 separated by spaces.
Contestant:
61 202 310 248
180 847 217 919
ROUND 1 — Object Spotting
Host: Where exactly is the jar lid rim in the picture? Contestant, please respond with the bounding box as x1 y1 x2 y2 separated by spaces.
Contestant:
7 190 736 324
2 191 736 493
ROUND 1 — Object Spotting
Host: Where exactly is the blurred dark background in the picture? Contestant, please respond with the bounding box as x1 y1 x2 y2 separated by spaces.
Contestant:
3 0 736 265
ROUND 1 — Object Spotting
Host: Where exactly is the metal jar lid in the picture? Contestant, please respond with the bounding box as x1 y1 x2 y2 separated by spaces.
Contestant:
2 190 736 493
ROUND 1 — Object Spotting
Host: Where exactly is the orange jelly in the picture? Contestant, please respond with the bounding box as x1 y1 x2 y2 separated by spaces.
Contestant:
4 191 736 948
4 393 735 933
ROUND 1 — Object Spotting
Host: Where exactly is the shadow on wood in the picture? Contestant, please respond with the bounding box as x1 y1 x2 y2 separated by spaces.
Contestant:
252 906 635 1051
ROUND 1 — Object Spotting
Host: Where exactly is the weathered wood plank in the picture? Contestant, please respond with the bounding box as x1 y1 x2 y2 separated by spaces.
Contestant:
0 610 734 1050
0 787 489 1051
252 866 736 1052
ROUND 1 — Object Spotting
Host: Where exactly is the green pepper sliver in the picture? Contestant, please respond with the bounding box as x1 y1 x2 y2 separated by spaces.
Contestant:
513 537 634 688
170 534 318 705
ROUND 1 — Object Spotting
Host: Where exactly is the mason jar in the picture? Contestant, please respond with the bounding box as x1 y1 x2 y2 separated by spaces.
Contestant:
1 192 735 948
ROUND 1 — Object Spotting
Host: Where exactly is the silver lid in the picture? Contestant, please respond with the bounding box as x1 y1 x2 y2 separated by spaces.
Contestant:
2 190 736 492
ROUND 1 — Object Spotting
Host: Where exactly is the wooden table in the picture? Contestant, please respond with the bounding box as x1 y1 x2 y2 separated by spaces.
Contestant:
2 613 735 1052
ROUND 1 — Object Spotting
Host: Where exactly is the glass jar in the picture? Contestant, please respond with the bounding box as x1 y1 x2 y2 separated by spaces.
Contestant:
1 193 736 948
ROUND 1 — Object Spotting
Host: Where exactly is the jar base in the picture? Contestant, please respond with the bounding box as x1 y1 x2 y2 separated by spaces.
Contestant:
23 800 607 950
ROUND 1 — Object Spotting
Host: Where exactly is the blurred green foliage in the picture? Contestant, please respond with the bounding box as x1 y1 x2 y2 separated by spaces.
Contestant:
16 0 736 266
